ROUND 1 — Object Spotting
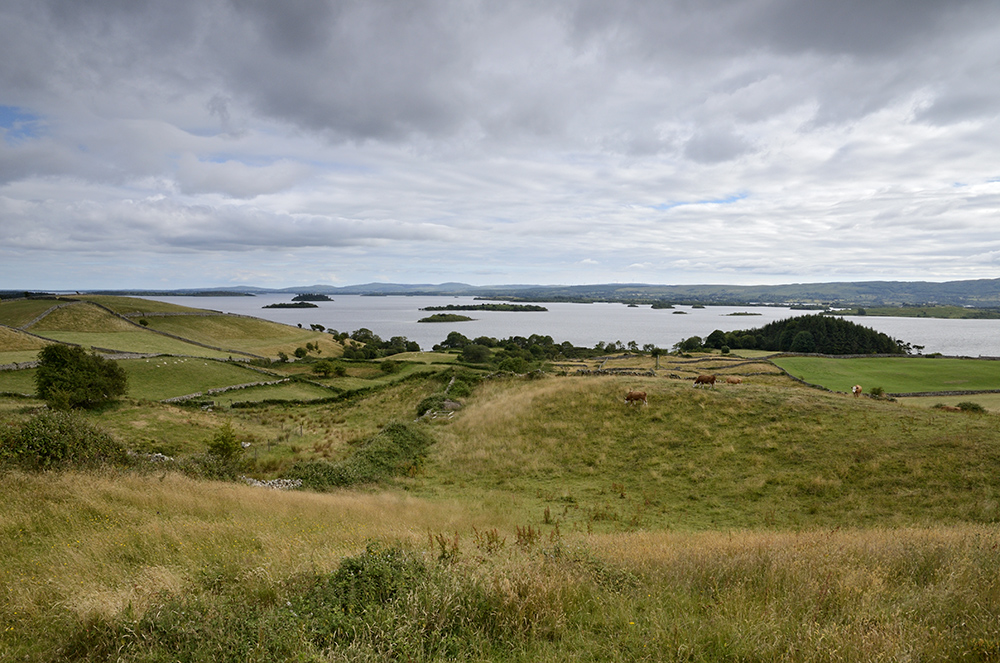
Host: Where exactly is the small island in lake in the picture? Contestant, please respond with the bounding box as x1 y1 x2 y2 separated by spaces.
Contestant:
418 313 474 323
420 303 547 312
263 302 319 309
726 312 762 316
292 293 333 302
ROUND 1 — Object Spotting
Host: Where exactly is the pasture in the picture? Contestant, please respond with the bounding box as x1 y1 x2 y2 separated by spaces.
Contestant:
0 298 67 328
120 356 281 401
771 354 1000 395
142 314 343 359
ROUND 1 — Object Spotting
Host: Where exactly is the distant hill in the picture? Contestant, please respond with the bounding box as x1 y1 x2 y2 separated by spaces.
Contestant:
55 277 1000 307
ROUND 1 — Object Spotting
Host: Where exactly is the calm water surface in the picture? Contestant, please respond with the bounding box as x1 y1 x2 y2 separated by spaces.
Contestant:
147 295 1000 357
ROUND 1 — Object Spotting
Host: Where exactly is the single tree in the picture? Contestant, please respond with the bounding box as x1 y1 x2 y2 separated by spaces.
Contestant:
35 345 128 410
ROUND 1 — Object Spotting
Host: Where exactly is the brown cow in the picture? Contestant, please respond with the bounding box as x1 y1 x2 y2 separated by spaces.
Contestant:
625 390 647 405
693 374 716 387
852 384 862 398
725 376 742 385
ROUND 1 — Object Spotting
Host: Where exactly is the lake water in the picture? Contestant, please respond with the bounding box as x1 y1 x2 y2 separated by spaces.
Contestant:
146 295 1000 358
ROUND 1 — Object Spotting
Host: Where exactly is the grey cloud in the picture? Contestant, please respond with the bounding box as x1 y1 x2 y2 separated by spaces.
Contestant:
684 129 755 164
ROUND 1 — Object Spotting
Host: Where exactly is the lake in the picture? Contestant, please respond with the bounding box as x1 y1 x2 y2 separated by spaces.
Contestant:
146 295 1000 358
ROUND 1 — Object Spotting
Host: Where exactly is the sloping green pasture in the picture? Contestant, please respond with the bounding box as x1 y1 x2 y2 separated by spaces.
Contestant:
0 298 69 328
144 314 343 359
27 301 136 333
75 294 209 315
427 375 1000 531
15 301 232 357
209 380 336 407
771 355 1000 394
120 357 279 401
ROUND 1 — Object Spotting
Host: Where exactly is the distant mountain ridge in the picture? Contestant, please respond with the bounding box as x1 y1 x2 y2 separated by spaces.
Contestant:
72 277 1000 307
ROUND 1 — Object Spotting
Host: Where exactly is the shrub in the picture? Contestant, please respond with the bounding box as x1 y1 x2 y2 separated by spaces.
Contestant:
35 344 128 410
957 401 986 413
869 386 885 398
206 420 243 462
0 410 127 470
417 394 447 417
287 422 433 490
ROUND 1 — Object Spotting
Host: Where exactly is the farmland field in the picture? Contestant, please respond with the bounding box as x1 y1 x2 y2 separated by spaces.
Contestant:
143 314 343 358
120 356 282 401
771 355 1000 394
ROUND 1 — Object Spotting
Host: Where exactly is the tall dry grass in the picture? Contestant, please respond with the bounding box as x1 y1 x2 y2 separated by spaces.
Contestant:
4 468 1000 660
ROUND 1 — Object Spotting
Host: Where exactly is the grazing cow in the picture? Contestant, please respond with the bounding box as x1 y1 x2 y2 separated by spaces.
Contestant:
852 384 862 398
625 390 648 405
693 374 716 388
725 376 742 385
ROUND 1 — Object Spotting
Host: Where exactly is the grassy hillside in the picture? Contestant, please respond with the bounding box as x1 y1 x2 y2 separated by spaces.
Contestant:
0 298 69 328
74 294 210 315
142 314 344 358
424 375 1000 531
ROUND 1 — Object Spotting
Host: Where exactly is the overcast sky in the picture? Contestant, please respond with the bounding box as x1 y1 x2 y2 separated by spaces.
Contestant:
2 0 999 290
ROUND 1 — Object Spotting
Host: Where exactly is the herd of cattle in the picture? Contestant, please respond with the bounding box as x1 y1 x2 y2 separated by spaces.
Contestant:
625 376 866 406
624 373 746 405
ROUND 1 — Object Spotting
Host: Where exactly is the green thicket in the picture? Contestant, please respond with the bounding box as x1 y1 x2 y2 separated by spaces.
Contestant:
703 314 907 354
34 344 128 409
287 421 434 490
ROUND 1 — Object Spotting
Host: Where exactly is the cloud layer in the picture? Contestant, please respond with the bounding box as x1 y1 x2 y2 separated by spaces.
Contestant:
2 0 999 288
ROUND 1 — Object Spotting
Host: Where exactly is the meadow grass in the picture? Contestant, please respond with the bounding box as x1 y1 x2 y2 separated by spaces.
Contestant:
0 368 37 395
772 355 1000 394
3 470 1000 662
425 375 1000 531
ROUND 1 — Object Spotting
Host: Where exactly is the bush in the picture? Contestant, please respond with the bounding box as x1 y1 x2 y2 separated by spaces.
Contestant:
460 344 492 364
287 422 433 490
34 345 128 410
0 410 127 470
957 402 986 413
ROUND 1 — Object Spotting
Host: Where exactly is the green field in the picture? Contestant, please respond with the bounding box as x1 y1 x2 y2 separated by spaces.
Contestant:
143 314 343 358
32 331 233 357
0 368 37 395
120 357 281 401
771 355 1000 394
